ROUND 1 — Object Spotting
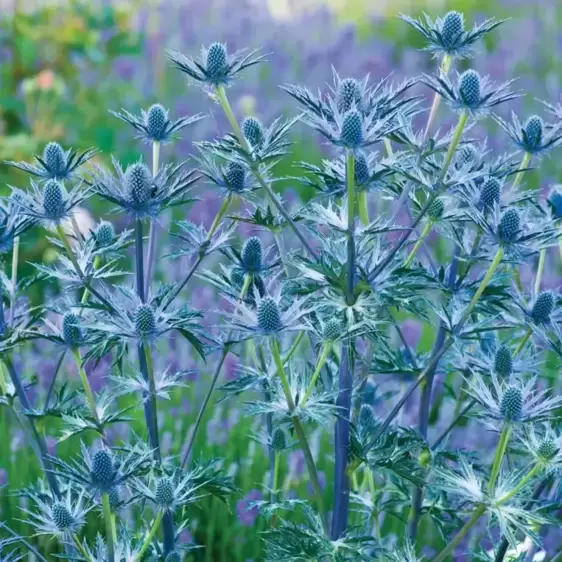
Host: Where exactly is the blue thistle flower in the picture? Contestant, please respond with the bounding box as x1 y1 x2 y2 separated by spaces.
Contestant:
91 450 114 489
155 477 175 508
354 152 371 186
134 304 157 340
165 553 182 562
126 163 152 205
94 221 115 248
167 43 265 87
548 186 562 219
272 428 287 451
537 438 558 461
441 11 464 48
500 385 523 422
242 116 265 149
498 208 520 243
62 312 83 348
458 70 481 108
42 180 65 220
257 297 282 334
340 110 364 149
494 345 512 377
524 116 543 151
530 292 554 324
147 104 167 140
43 142 66 177
479 177 501 209
241 237 263 273
51 502 75 532
336 78 362 113
323 318 342 342
427 197 444 221
108 487 120 511
225 162 247 192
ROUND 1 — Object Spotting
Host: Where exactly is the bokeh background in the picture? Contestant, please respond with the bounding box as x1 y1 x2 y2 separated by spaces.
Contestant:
1 0 561 559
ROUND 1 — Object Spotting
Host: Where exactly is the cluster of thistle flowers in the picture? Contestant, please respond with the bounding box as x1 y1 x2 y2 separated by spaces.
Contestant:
2 8 562 562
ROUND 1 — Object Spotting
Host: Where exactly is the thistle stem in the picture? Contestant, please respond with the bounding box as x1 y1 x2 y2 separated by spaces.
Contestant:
272 451 281 502
283 331 305 365
345 152 356 305
511 151 532 190
424 54 453 140
300 342 331 408
404 220 433 268
357 190 369 226
144 140 161 297
497 463 542 505
9 236 20 325
488 424 512 494
534 248 546 295
71 348 100 427
181 275 252 468
271 338 328 534
439 110 469 182
73 535 93 562
432 505 486 562
102 493 115 562
135 219 146 303
134 511 163 562
56 224 83 277
215 85 317 259
514 327 532 356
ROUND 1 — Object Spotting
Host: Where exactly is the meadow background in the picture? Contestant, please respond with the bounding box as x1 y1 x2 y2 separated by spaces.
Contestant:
0 0 561 559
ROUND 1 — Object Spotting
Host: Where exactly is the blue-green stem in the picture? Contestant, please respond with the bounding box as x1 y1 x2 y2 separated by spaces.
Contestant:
134 511 163 562
404 220 433 268
511 151 532 190
272 451 281 502
514 327 532 356
497 463 541 504
424 54 453 140
102 493 115 562
73 535 92 562
300 342 331 408
215 85 317 259
181 274 252 468
271 338 328 534
9 236 19 325
144 140 161 297
71 347 100 428
488 424 512 494
534 248 546 295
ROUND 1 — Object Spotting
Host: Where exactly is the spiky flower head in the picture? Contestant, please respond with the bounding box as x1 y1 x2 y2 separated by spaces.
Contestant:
354 152 370 186
257 297 282 334
441 11 464 47
500 385 523 422
126 162 152 205
272 428 287 451
134 304 157 340
524 115 543 151
225 162 246 192
530 291 554 324
494 345 513 377
340 110 364 149
94 220 115 248
108 487 120 511
165 553 182 562
547 186 562 219
91 450 115 489
537 437 558 462
62 312 83 348
42 180 65 220
498 208 520 243
242 116 265 149
458 70 481 108
323 318 342 342
428 197 444 221
146 104 167 140
359 404 376 429
241 237 263 273
205 42 228 81
43 142 66 177
479 177 501 209
155 476 175 508
51 502 75 532
336 78 362 113
455 145 478 169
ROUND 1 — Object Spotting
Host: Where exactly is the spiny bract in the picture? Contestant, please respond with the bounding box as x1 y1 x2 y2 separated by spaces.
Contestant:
155 476 175 507
43 142 66 177
498 208 520 243
500 385 523 422
241 237 263 272
62 312 82 347
242 116 265 149
126 162 152 204
494 345 513 377
257 297 282 333
531 291 554 324
147 104 168 140
42 180 65 219
455 145 478 168
134 304 157 339
441 11 464 47
458 70 481 108
336 78 362 114
340 110 363 149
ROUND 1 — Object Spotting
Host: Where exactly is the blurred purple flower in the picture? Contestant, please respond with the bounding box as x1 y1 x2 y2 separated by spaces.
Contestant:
236 489 262 526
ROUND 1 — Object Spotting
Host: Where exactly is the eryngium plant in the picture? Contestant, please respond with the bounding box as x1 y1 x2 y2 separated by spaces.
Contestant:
1 9 561 562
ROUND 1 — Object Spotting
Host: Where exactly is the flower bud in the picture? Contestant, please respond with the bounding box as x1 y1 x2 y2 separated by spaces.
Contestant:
494 345 513 377
62 312 83 347
323 318 342 342
257 297 282 333
340 110 363 149
91 450 114 488
43 142 66 177
147 104 167 140
51 502 75 531
523 115 543 151
95 221 115 248
441 11 464 47
272 428 287 451
135 304 157 339
126 163 152 205
500 385 523 422
241 237 263 272
155 476 175 507
225 162 246 192
498 208 520 243
43 180 65 219
242 116 265 149
458 70 481 108
479 178 501 209
336 78 362 114
531 291 554 324
206 43 227 79
354 152 370 186
428 197 444 221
